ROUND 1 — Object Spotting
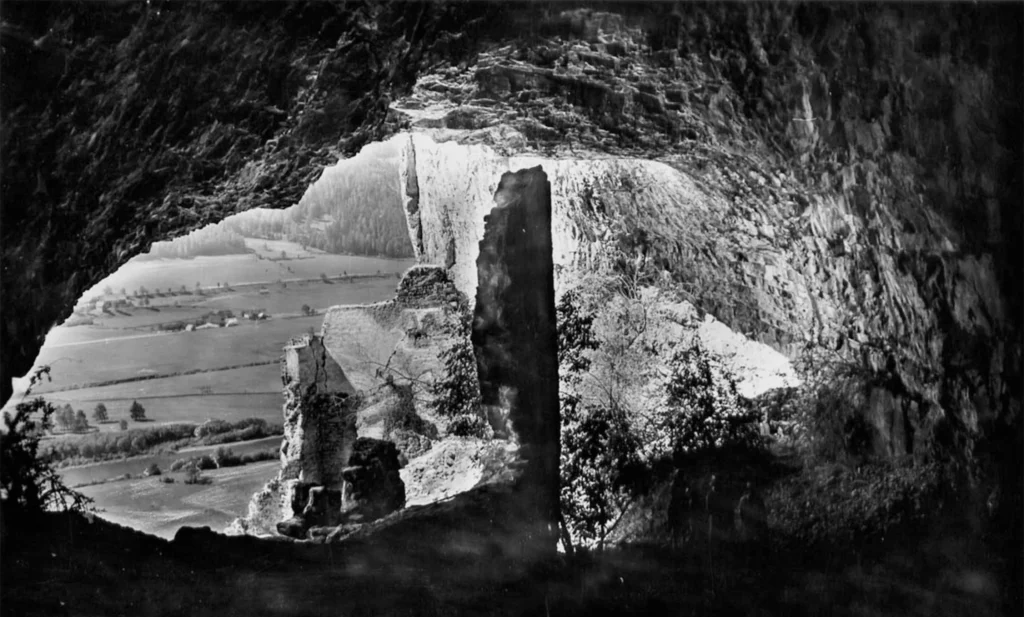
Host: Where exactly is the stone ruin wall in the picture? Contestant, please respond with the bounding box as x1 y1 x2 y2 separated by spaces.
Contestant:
230 335 359 536
230 265 488 537
319 264 475 436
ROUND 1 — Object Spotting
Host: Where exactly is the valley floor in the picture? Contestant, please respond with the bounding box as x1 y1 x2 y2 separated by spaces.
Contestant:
78 460 279 539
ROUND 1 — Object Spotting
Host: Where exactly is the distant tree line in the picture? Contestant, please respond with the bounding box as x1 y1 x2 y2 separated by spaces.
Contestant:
39 418 282 467
221 150 414 258
137 225 248 260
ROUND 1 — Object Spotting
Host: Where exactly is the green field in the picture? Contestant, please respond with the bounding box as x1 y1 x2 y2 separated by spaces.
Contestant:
27 315 323 395
79 460 280 539
78 306 210 330
191 275 403 315
43 364 281 401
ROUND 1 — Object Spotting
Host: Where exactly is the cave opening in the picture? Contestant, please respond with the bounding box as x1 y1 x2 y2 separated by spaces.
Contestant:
3 135 420 539
2 2 1022 614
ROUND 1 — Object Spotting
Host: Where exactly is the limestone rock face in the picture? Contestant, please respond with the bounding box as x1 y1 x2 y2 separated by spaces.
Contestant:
400 130 1016 461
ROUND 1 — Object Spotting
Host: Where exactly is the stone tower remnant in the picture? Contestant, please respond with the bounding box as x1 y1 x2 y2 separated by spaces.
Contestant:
472 166 560 549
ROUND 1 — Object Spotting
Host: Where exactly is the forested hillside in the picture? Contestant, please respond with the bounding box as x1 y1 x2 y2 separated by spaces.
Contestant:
136 226 248 260
222 142 413 258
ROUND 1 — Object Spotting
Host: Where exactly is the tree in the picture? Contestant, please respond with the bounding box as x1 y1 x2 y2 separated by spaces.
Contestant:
301 304 312 316
129 400 147 422
659 342 760 459
92 403 108 423
74 410 89 432
280 250 287 260
183 461 206 485
561 401 645 550
429 302 480 419
556 290 646 550
57 404 75 432
118 419 128 431
1 398 93 513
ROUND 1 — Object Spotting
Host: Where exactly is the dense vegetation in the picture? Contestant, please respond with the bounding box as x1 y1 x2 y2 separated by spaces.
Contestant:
39 418 283 467
222 145 414 258
1 398 92 513
552 243 964 556
168 446 277 474
429 295 486 437
556 285 756 550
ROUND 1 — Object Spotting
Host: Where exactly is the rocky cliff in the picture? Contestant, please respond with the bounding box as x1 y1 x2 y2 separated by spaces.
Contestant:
389 4 1022 467
2 0 1020 547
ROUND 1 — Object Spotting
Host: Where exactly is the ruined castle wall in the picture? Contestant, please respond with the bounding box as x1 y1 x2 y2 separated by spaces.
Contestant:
229 336 359 537
279 336 358 486
319 265 473 428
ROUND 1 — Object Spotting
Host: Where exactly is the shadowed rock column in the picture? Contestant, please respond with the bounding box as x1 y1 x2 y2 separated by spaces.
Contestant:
472 166 559 550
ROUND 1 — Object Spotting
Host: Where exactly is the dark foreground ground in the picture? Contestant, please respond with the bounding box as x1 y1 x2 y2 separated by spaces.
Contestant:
0 484 1017 617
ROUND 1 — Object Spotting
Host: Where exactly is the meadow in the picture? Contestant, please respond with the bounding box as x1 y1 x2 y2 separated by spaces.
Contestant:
43 364 282 403
192 275 403 315
27 314 323 395
78 460 280 538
